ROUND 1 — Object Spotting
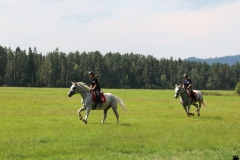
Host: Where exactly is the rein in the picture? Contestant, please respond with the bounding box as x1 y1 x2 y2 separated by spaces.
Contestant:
77 91 91 93
179 89 186 95
175 87 186 98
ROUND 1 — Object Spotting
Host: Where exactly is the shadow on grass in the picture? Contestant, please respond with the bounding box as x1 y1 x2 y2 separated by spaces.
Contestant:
85 122 132 126
202 116 223 120
120 123 131 126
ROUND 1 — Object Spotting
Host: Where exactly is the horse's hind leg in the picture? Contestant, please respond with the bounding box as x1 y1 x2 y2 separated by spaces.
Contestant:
195 99 202 116
102 106 110 124
197 101 201 116
112 107 119 124
193 103 200 116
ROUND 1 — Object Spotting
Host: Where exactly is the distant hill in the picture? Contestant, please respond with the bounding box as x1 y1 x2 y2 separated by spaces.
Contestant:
185 54 240 65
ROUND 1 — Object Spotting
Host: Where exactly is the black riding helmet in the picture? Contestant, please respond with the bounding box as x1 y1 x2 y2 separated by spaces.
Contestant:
88 71 95 75
183 74 188 78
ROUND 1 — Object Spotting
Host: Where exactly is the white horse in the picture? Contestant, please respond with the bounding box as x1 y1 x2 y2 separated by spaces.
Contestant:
174 84 205 117
67 82 127 124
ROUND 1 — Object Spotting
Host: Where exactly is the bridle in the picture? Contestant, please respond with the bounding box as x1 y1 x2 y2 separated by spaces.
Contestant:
175 87 180 98
175 86 187 98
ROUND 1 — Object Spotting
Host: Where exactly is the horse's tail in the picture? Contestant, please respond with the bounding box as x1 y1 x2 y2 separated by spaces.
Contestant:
114 96 127 112
197 92 206 107
201 98 206 107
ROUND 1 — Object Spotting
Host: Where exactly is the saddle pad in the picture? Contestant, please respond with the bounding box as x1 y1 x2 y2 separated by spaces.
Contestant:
91 92 106 103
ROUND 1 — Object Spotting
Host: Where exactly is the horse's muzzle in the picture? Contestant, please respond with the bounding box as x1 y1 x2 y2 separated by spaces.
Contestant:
174 94 178 99
68 92 73 97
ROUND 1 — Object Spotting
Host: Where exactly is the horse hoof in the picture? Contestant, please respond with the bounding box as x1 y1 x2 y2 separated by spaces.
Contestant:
197 113 200 116
83 119 87 124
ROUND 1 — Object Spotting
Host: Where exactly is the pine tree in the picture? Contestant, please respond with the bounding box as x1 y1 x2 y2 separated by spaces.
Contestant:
33 47 43 87
26 47 36 86
4 47 15 86
59 52 68 87
0 46 7 85
48 48 60 87
66 52 74 84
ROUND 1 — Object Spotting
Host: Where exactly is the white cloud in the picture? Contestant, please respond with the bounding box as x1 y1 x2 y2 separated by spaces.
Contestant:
0 0 239 59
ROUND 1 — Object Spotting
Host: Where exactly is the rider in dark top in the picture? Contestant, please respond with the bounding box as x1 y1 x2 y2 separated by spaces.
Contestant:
182 74 196 102
88 71 102 107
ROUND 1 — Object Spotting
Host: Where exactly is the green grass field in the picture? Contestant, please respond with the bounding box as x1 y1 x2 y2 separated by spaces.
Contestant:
0 87 240 160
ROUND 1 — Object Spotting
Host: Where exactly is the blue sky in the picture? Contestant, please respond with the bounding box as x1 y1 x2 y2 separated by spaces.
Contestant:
0 0 239 59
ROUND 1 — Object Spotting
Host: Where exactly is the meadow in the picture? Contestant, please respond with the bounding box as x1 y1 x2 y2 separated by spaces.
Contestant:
0 87 240 160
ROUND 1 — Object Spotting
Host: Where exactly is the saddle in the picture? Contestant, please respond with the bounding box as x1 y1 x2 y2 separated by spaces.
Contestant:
187 91 198 99
91 91 106 103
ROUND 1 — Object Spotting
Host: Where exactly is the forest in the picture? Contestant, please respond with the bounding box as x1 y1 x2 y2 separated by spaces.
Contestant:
0 45 240 90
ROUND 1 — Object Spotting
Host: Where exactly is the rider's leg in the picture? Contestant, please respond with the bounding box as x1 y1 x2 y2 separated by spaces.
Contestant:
186 90 190 97
191 90 196 101
96 90 102 107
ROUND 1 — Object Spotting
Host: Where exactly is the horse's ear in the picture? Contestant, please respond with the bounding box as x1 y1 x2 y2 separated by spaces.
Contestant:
71 81 75 84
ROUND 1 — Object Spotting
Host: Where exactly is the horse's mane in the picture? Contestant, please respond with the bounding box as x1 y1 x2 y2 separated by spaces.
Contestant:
77 82 90 90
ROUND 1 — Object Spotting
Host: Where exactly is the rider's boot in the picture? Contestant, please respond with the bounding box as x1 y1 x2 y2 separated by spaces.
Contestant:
97 95 102 108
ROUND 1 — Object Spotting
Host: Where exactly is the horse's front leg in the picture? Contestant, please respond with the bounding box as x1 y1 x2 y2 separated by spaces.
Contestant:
186 105 191 117
186 104 194 117
83 105 91 124
78 106 86 120
182 105 189 116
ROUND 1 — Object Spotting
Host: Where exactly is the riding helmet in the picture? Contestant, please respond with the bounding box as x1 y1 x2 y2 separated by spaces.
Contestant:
88 71 95 75
183 74 188 77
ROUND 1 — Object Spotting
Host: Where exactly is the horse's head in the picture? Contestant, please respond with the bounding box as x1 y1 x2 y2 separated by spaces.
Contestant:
68 81 78 97
174 84 180 98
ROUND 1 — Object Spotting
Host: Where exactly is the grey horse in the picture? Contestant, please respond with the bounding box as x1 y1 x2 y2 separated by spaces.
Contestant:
68 82 127 124
174 84 205 117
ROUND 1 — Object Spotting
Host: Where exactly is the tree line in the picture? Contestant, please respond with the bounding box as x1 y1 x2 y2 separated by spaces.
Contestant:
0 45 240 90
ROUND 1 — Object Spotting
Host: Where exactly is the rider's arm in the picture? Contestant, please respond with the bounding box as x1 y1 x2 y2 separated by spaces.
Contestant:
89 83 93 89
92 84 97 90
187 79 192 89
92 79 99 90
187 84 192 89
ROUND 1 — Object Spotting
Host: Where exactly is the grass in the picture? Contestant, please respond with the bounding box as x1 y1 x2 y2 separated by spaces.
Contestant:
201 90 237 96
0 87 240 160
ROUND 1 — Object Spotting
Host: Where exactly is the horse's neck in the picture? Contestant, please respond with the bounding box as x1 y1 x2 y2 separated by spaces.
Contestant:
180 89 190 102
77 85 90 99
